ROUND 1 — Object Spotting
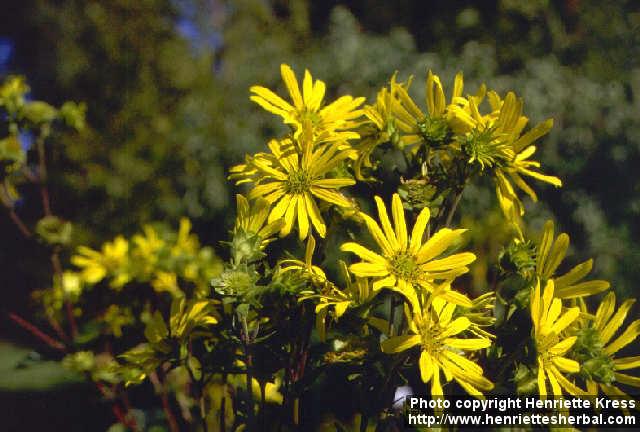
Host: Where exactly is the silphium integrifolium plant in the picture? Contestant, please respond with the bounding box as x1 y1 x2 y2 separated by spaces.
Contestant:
6 67 638 432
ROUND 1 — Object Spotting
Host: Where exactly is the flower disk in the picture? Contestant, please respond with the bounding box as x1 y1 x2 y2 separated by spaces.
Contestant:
229 138 355 240
341 193 476 311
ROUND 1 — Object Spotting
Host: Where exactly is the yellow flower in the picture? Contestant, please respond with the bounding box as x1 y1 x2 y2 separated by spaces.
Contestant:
71 235 130 288
450 89 561 225
370 74 425 148
230 138 355 240
354 84 399 180
103 304 135 338
234 194 282 248
581 292 640 398
536 220 610 298
171 218 198 256
250 64 364 143
132 225 164 274
279 235 327 285
381 299 494 397
379 71 473 148
151 271 180 296
530 279 585 397
341 193 475 311
61 271 82 297
487 93 561 223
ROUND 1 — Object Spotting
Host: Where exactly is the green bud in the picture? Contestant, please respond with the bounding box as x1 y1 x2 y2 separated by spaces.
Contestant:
0 135 26 177
230 229 265 264
397 177 440 212
212 265 258 298
514 364 538 395
499 240 537 279
35 215 73 246
22 101 58 125
62 351 96 373
573 326 616 384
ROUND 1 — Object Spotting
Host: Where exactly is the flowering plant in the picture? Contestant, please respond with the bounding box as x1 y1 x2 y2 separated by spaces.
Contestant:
4 65 638 431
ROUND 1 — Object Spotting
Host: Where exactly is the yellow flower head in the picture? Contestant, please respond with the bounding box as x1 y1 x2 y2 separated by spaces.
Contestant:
579 292 640 397
230 138 355 240
250 64 364 143
482 93 562 224
370 71 473 149
536 220 610 298
530 279 584 397
279 234 327 285
171 218 199 256
341 193 475 311
71 235 130 288
234 194 282 249
381 299 493 398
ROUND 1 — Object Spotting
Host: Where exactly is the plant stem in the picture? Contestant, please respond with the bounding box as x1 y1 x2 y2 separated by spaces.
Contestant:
150 371 180 432
8 312 66 351
445 188 464 228
220 373 228 432
359 413 369 432
50 250 79 339
387 295 396 336
8 207 32 237
94 381 139 431
259 380 266 430
243 337 255 429
36 133 52 216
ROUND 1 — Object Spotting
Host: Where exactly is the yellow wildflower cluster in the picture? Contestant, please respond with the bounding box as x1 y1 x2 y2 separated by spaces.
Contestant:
343 193 494 396
228 64 499 397
225 64 638 405
70 218 221 297
38 218 221 340
361 70 561 231
23 64 638 430
524 220 640 400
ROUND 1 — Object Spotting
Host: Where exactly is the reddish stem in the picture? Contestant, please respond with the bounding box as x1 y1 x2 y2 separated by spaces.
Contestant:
40 187 52 216
8 312 65 351
161 391 181 432
8 208 32 238
46 314 70 343
96 382 139 431
150 371 180 432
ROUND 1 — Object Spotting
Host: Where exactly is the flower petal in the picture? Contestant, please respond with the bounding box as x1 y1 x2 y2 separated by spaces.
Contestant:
380 335 421 354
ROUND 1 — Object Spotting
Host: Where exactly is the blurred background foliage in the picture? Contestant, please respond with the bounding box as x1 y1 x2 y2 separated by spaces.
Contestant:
0 0 639 429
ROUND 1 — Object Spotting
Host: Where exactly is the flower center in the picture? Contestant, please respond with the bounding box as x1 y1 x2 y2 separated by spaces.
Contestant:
298 109 323 135
285 169 312 194
418 115 451 147
419 321 442 354
458 127 510 170
390 251 419 281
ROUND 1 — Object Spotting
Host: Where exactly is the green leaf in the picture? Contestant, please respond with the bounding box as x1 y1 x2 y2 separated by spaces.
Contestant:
187 355 202 381
144 311 168 343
